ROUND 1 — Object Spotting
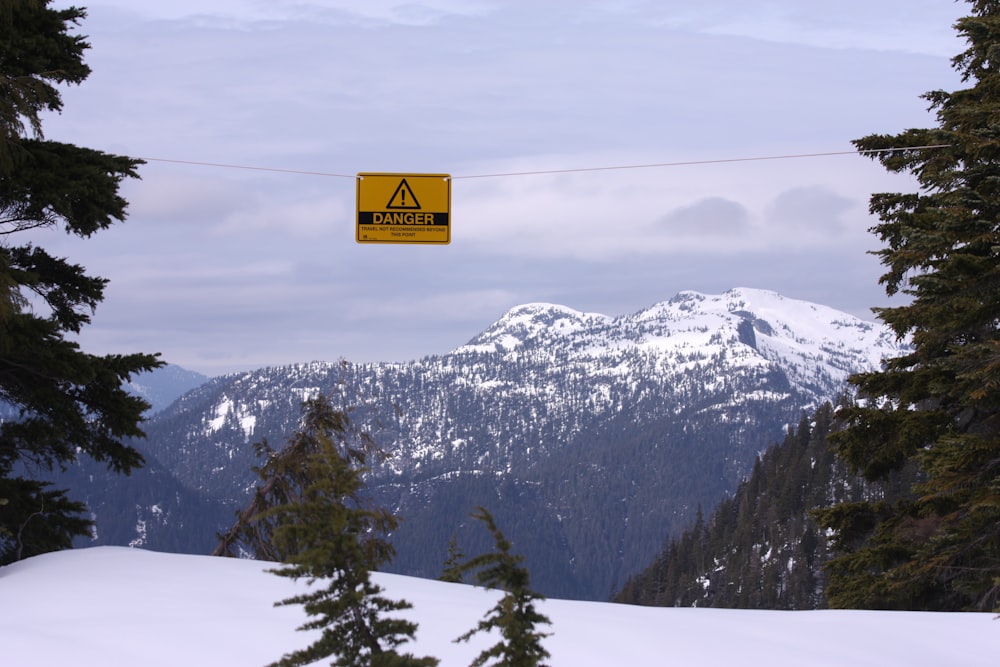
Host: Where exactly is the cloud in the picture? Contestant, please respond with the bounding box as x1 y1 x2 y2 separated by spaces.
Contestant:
121 169 247 226
765 185 856 236
213 193 352 240
89 0 498 28
648 0 965 56
656 197 751 236
36 0 955 374
343 288 519 327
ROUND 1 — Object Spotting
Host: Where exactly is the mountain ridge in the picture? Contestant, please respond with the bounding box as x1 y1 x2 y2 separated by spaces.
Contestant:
78 287 905 599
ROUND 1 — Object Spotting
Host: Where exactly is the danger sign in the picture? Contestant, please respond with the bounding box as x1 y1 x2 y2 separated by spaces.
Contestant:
356 173 451 244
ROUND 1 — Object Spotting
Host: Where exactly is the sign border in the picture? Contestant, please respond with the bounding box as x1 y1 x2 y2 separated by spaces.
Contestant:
356 172 451 245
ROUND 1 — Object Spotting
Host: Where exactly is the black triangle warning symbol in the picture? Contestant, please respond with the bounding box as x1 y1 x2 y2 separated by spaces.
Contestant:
386 179 421 209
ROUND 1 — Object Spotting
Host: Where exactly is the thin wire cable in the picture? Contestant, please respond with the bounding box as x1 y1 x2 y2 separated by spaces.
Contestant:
450 145 953 180
136 144 951 181
137 156 357 179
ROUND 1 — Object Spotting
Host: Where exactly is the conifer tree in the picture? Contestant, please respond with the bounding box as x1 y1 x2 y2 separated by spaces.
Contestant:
0 0 162 564
233 394 437 667
439 534 466 584
454 507 551 667
816 0 1000 611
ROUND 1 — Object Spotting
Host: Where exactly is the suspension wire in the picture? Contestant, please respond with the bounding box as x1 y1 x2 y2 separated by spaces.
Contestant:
137 144 951 181
450 145 952 179
137 156 357 179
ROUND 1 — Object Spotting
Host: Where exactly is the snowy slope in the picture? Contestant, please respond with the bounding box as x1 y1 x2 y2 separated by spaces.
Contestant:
147 287 904 493
458 287 901 396
1 547 995 667
83 288 909 599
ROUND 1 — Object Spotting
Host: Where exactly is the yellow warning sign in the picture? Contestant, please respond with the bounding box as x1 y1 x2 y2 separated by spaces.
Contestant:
356 173 451 244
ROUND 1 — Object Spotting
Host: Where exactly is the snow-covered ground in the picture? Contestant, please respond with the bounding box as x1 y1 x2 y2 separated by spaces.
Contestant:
2 547 996 666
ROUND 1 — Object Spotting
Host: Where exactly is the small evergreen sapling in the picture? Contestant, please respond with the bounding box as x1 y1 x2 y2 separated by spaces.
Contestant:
439 535 466 584
453 507 552 667
218 394 437 667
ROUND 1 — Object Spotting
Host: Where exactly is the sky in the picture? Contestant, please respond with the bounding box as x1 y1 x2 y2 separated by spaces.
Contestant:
4 546 998 666
34 0 969 376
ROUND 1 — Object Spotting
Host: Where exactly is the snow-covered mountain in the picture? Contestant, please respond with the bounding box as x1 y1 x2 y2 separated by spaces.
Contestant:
83 288 905 600
455 287 895 409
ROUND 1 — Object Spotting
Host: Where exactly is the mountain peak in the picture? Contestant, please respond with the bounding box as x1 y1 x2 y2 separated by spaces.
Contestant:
457 302 611 353
453 288 902 395
114 287 907 601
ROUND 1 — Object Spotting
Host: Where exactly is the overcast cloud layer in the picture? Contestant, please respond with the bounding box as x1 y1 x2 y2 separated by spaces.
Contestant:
37 1 966 375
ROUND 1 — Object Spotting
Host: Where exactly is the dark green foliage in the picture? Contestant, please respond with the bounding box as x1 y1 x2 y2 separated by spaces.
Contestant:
439 534 466 584
0 0 162 564
618 405 839 608
453 507 551 667
617 403 919 609
214 387 385 561
817 0 1000 611
0 477 89 562
0 1 90 160
225 395 436 667
213 430 333 562
3 140 141 237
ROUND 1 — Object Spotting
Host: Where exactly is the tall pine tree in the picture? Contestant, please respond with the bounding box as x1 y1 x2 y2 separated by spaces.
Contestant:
0 0 162 564
816 0 1000 611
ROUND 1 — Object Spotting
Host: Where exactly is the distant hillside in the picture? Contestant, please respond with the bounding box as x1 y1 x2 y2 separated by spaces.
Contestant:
125 364 211 414
616 402 917 609
37 364 223 552
78 289 906 600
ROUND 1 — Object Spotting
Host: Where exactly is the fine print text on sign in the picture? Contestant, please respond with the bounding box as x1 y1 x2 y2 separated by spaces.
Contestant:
356 173 451 244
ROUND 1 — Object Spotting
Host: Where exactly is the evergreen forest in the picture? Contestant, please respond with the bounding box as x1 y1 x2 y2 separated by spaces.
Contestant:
616 402 918 609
